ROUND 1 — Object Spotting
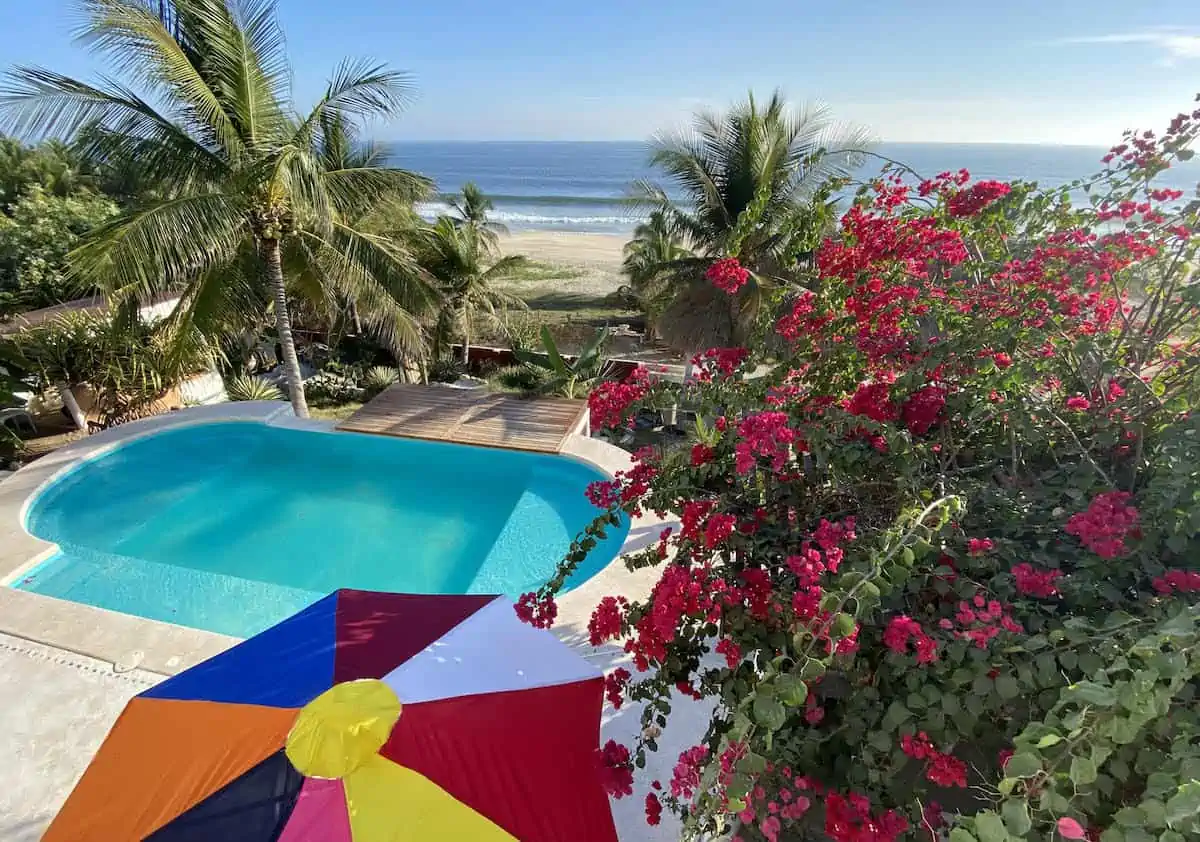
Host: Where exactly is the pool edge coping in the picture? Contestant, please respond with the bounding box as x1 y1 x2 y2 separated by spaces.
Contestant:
0 403 668 676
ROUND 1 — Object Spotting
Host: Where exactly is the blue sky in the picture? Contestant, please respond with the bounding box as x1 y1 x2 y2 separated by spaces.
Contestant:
2 0 1198 144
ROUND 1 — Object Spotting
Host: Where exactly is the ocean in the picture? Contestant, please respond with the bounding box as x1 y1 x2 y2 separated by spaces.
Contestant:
394 141 1200 235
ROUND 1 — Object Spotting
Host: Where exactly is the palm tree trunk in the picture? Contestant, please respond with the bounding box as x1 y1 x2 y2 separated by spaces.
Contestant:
262 238 309 418
59 383 87 432
460 305 471 367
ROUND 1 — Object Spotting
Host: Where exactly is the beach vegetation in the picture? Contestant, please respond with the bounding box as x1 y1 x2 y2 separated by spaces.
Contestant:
409 217 527 366
447 181 509 251
629 91 869 351
362 364 401 396
0 0 437 419
0 187 119 317
1 310 213 429
512 324 612 398
224 373 283 402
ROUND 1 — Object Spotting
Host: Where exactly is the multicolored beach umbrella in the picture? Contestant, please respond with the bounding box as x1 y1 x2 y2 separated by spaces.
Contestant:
45 590 619 842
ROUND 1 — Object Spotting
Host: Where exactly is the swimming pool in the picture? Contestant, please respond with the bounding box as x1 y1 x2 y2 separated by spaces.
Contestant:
16 421 627 638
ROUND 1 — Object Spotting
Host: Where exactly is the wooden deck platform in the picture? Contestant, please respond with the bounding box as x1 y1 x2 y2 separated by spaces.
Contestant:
336 384 588 453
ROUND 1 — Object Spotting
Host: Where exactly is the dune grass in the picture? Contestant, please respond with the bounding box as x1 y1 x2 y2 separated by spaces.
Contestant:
493 260 586 282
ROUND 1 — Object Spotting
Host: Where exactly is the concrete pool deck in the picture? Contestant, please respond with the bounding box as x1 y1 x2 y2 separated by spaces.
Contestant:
0 402 707 841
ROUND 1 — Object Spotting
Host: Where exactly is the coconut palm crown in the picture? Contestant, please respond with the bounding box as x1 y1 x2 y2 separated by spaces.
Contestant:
630 91 870 351
411 217 526 366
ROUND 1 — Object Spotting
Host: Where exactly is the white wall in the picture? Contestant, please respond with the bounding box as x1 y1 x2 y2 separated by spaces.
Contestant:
178 370 228 405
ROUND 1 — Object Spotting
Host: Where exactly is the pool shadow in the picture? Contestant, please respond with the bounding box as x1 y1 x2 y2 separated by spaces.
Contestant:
619 519 681 554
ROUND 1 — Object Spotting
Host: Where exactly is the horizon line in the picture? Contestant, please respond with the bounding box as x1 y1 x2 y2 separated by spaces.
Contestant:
380 138 1112 149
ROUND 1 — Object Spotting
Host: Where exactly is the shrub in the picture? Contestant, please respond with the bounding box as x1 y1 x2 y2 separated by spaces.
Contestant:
1 311 212 425
428 358 465 384
490 363 550 394
303 370 363 404
519 102 1200 842
225 374 283 402
362 365 401 397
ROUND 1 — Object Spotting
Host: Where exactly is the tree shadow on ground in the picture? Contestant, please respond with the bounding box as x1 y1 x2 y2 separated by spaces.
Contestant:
523 291 614 312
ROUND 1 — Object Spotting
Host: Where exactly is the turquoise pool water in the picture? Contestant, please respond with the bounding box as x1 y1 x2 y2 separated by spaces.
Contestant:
16 421 627 637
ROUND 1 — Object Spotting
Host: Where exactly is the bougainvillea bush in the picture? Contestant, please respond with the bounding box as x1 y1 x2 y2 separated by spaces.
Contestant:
518 98 1200 842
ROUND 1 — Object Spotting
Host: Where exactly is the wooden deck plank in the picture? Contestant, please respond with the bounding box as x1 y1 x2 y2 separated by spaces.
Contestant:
335 384 587 453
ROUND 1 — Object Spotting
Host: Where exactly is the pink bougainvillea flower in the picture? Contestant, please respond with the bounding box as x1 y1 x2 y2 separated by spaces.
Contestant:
1058 818 1087 840
1012 563 1061 598
967 537 994 555
1066 491 1139 558
706 257 751 294
644 792 662 826
514 591 557 628
597 740 634 799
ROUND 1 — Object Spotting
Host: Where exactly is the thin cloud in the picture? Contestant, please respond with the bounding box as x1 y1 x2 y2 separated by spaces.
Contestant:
1046 29 1200 64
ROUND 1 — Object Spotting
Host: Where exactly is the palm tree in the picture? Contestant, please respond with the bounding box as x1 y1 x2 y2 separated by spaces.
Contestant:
448 182 508 253
413 218 526 366
630 91 870 350
622 210 693 327
622 210 692 285
0 0 436 418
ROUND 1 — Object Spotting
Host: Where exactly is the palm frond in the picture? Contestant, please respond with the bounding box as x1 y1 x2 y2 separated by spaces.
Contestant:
74 0 245 158
179 0 290 147
67 191 248 302
270 144 331 236
479 254 528 282
293 59 414 150
299 223 439 355
322 165 433 216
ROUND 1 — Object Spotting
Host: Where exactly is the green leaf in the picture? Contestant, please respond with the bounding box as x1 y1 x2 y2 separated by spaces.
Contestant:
1071 681 1118 707
1037 734 1063 748
1107 718 1140 745
1115 808 1146 828
1022 634 1049 651
725 772 751 800
739 752 768 775
881 701 912 732
996 675 1020 699
1005 753 1042 777
752 694 787 731
976 811 1009 842
1142 799 1167 829
776 674 809 707
832 612 857 639
950 829 978 842
1146 774 1176 797
799 658 826 680
1070 756 1098 786
1002 800 1032 836
1165 781 1200 827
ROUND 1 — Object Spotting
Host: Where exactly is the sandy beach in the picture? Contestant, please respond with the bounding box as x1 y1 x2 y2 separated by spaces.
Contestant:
497 230 629 301
500 229 626 267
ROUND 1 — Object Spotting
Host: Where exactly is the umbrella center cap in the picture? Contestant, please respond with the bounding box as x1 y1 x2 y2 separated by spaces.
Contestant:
285 679 402 779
